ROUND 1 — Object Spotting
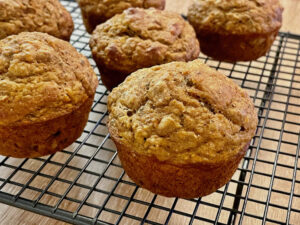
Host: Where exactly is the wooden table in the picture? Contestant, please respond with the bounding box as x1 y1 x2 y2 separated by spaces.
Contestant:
0 0 299 224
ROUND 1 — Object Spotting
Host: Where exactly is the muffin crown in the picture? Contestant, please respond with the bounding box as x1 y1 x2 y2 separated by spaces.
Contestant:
187 0 283 35
0 0 74 40
90 8 199 73
0 32 98 126
108 60 258 165
78 0 165 19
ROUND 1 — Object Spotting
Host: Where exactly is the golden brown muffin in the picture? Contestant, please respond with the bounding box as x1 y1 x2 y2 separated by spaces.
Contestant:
107 59 258 198
0 32 98 158
187 0 283 62
0 0 74 41
90 8 200 90
77 0 166 33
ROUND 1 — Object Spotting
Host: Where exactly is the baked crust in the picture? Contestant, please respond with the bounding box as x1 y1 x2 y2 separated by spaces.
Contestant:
0 0 74 41
108 60 258 197
0 32 98 158
90 8 200 90
187 0 283 61
77 0 166 33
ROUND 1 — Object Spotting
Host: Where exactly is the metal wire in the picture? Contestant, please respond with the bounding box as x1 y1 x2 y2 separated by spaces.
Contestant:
0 1 300 225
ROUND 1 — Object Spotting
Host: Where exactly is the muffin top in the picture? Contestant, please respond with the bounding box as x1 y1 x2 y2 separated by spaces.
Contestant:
187 0 283 35
0 32 98 126
108 60 258 165
90 8 200 74
0 0 74 40
78 0 165 21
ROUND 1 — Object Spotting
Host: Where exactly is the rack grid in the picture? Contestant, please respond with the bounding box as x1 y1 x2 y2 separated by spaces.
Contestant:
0 1 299 224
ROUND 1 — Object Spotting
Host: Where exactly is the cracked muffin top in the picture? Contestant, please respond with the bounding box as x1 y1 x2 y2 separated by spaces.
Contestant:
78 0 165 33
0 0 74 40
90 8 200 73
0 32 98 126
187 0 283 35
108 60 258 165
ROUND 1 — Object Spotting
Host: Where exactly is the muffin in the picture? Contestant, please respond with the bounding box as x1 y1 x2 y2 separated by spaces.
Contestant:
187 0 283 62
77 0 166 33
107 59 258 198
0 0 74 41
90 8 200 90
0 32 98 158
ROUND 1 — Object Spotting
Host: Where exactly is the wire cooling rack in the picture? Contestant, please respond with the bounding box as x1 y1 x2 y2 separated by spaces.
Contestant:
0 1 300 225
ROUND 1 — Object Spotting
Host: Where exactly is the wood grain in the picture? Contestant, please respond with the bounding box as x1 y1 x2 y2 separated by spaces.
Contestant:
0 0 299 224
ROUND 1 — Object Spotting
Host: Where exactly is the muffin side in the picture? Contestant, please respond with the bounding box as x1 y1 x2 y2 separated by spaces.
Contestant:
77 0 166 33
107 60 258 197
198 31 278 62
90 8 200 90
187 0 283 61
0 98 93 158
0 0 74 41
110 128 249 198
0 32 98 158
